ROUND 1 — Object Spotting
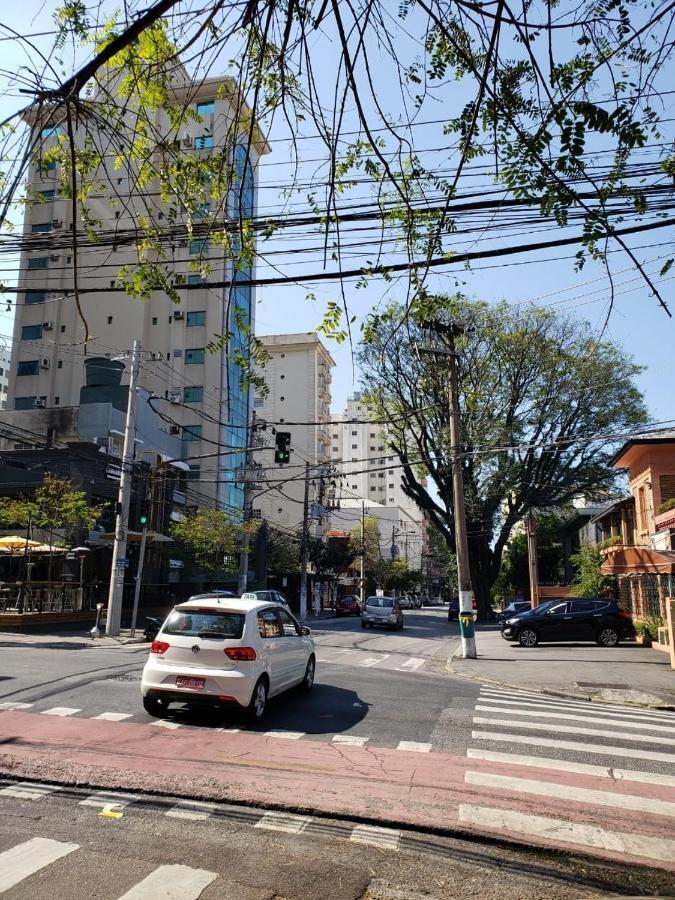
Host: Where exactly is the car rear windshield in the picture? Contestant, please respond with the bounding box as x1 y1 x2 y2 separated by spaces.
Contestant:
163 609 245 638
366 597 394 608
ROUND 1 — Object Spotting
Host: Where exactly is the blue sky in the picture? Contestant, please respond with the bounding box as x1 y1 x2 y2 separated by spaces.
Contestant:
1 1 673 425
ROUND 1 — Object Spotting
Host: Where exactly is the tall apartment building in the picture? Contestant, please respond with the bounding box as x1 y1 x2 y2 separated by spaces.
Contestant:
330 392 412 508
5 70 269 516
0 344 9 409
329 392 428 571
252 333 334 531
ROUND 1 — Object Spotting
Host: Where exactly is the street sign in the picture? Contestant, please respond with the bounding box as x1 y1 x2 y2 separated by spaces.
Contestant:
116 558 129 569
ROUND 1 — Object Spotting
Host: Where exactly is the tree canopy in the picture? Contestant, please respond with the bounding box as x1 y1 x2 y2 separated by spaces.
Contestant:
171 507 247 575
358 295 647 615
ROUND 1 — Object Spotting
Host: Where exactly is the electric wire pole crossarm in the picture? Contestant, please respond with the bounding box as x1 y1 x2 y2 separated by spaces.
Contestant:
418 321 477 659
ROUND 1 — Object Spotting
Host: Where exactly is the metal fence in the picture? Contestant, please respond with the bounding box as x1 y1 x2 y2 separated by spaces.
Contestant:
616 573 672 620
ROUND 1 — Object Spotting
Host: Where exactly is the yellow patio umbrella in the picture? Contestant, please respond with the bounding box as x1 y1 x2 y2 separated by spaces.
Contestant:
21 544 69 554
0 536 41 549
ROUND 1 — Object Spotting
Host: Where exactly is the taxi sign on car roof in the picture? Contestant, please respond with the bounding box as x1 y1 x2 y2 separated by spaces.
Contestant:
241 592 257 601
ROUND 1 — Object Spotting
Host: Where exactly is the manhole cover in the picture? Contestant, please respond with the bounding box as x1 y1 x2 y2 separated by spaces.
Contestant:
108 672 142 682
575 682 630 690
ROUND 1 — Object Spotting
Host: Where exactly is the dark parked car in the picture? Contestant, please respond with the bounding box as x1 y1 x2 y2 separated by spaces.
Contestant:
447 598 460 621
335 595 361 617
501 598 634 647
495 601 531 623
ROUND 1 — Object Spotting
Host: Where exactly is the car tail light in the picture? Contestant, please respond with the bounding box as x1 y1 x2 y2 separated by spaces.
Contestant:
217 695 236 702
150 640 170 655
224 647 257 661
618 609 632 619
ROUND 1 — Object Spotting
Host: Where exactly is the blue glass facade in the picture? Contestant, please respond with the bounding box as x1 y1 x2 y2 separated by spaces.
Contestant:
221 143 255 517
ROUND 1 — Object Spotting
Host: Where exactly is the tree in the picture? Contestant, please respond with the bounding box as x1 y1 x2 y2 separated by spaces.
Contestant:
571 545 617 598
385 560 420 594
171 508 247 577
359 297 647 618
349 516 388 593
0 476 103 579
265 528 301 576
317 535 356 605
496 513 565 602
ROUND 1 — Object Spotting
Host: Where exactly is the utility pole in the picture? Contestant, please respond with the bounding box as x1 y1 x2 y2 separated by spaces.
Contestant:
446 326 477 658
130 473 151 637
299 461 311 619
359 499 365 605
238 411 256 595
526 512 540 608
106 340 141 637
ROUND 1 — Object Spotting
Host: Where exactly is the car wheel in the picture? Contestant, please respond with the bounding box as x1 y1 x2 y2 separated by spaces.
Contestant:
302 655 316 691
142 695 168 717
398 618 403 630
361 620 367 629
517 628 538 648
597 627 619 647
246 677 268 722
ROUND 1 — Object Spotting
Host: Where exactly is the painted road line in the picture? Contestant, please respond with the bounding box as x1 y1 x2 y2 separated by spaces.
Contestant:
151 720 182 729
464 770 675 817
215 727 240 733
41 707 81 717
166 800 217 821
466 749 675 788
350 824 401 852
474 704 675 734
471 730 675 763
478 692 675 723
93 712 134 722
79 790 141 810
399 658 426 671
359 656 389 668
472 716 675 746
397 741 432 753
255 811 312 834
264 730 305 740
0 701 33 710
332 735 369 746
0 781 62 800
118 864 217 900
0 838 79 893
479 688 675 720
458 804 675 864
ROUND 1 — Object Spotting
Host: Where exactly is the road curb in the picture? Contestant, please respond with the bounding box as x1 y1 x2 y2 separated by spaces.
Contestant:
445 654 675 711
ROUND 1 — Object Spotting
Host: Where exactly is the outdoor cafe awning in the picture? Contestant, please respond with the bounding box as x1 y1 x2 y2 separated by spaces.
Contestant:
601 546 675 575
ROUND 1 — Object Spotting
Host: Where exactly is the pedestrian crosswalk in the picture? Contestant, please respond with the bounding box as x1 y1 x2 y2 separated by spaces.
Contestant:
314 643 431 673
463 685 675 865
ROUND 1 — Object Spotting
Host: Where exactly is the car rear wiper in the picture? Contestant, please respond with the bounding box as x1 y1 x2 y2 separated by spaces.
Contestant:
196 631 227 640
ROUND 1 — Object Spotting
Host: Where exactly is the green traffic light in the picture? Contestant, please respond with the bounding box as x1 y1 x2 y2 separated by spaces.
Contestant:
274 449 289 464
140 515 148 525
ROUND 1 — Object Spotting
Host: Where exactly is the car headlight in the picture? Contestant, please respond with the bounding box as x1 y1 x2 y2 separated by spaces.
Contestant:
505 618 518 626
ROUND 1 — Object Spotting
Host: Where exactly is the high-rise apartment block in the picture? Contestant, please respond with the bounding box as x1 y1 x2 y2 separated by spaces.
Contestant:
4 71 268 516
252 333 334 531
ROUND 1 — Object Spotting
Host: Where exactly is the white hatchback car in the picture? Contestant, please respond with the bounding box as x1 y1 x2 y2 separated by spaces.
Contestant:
141 595 316 722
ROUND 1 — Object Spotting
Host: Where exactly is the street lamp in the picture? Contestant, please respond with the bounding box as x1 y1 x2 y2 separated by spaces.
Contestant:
72 546 91 611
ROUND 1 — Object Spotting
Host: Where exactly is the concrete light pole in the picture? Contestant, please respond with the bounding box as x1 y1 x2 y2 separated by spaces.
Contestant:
106 340 141 636
299 461 311 619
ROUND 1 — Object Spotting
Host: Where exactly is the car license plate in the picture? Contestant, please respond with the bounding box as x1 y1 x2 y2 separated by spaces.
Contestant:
176 676 205 690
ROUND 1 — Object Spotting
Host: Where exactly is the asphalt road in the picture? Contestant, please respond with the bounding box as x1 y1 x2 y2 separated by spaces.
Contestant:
0 779 670 900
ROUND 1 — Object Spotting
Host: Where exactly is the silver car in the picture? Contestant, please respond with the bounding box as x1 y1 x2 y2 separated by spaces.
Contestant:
361 596 403 630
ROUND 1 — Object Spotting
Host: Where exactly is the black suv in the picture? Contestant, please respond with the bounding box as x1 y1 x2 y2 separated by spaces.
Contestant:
501 598 633 648
495 601 531 623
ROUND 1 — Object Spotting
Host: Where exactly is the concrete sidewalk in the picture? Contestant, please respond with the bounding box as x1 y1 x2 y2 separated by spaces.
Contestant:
0 628 146 649
449 626 675 709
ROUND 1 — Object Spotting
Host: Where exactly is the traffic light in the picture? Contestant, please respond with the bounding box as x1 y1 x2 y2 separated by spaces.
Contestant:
139 496 151 528
274 431 291 464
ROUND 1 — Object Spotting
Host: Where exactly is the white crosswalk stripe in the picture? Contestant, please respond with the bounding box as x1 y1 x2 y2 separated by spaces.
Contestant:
350 824 401 851
0 838 79 893
41 706 81 717
462 685 675 863
118 864 217 899
166 800 217 821
93 712 134 722
359 656 388 667
0 701 33 710
397 741 431 753
264 729 305 740
152 719 182 729
255 811 312 834
79 790 141 811
332 734 369 746
0 781 62 800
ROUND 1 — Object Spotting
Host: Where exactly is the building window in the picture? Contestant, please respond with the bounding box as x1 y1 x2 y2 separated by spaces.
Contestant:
183 425 202 441
280 374 285 380
188 465 201 480
14 397 36 410
186 310 206 327
173 350 183 358
280 396 285 401
352 484 358 489
194 135 214 150
187 274 205 285
60 325 66 333
189 239 210 255
107 316 113 324
194 203 210 219
31 223 51 233
196 100 215 116
41 127 60 139
54 396 59 405
37 189 56 200
254 397 264 408
25 290 46 305
388 484 394 490
57 361 63 369
183 386 204 403
152 317 158 325
17 360 39 376
28 257 49 270
351 443 357 449
638 486 647 531
42 160 57 172
185 348 205 364
21 325 43 340
351 430 357 435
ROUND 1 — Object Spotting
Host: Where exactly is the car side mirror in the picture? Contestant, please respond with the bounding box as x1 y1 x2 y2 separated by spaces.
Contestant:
301 626 311 635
